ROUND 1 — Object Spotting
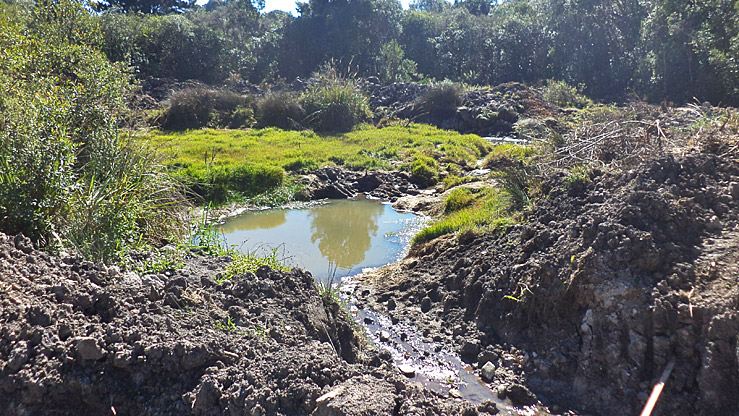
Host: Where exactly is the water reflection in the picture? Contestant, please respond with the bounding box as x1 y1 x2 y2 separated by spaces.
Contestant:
308 200 383 270
218 198 422 280
220 209 286 233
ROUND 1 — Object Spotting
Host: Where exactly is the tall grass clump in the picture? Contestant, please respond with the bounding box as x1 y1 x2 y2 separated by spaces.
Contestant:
161 86 256 131
0 1 184 261
412 188 515 247
542 79 593 109
182 163 284 203
444 188 475 213
257 92 306 129
301 66 372 132
408 155 440 187
417 80 463 121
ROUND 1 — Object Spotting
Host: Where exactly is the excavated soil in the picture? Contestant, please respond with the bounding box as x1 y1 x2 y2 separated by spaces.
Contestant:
0 235 497 415
356 147 739 415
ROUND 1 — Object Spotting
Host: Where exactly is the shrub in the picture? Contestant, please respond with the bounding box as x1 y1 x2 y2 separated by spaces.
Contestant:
257 92 305 130
161 86 256 131
0 1 184 261
542 79 593 109
408 155 439 187
417 80 463 121
301 69 372 132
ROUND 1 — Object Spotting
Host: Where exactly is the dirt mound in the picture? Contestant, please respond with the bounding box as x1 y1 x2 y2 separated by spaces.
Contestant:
357 149 739 415
0 234 487 415
366 81 558 137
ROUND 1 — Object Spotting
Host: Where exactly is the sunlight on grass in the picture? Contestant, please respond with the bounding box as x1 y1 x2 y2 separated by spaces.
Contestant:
412 188 517 246
144 123 489 173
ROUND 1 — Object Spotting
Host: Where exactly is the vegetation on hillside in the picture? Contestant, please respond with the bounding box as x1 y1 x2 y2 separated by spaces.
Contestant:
0 1 183 261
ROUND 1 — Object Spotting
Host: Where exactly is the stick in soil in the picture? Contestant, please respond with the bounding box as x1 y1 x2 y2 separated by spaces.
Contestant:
639 360 675 416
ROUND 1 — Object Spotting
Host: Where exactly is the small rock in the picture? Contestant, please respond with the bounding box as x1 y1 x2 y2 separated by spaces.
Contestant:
449 389 462 399
460 340 480 358
386 298 396 310
316 386 346 404
477 400 499 415
398 364 415 377
379 331 391 343
505 383 537 406
8 341 29 372
420 296 432 312
75 337 104 361
481 361 496 381
730 182 739 200
496 385 506 399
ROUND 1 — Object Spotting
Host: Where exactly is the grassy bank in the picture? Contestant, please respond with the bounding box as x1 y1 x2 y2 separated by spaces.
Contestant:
412 143 540 246
143 123 491 203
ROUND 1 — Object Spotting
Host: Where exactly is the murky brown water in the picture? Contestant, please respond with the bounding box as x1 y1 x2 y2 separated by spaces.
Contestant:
219 197 426 282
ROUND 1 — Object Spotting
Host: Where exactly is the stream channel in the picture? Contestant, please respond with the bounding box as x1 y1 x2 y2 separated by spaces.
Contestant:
219 196 540 415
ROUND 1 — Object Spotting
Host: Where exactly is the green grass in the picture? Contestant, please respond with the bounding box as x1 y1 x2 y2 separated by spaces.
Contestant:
412 188 517 246
444 187 475 213
144 123 491 203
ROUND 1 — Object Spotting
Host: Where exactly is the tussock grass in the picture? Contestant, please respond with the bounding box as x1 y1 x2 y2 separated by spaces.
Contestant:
412 188 515 246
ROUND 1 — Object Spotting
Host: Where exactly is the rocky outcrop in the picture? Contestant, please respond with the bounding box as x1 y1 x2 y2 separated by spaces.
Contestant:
301 167 420 202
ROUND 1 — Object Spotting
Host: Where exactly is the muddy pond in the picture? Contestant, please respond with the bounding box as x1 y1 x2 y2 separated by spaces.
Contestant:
220 197 542 414
219 197 426 283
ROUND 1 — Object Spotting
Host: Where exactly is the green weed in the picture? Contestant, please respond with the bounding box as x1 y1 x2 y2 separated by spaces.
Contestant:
542 79 593 109
145 124 489 203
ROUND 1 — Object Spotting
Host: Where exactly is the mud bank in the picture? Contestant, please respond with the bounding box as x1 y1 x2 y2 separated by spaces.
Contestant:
356 147 739 415
0 233 499 415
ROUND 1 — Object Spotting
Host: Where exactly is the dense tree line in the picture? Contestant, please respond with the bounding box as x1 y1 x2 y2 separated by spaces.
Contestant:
95 0 739 105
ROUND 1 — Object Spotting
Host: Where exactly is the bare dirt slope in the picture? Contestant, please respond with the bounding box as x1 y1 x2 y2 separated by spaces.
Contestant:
0 234 495 415
357 144 739 415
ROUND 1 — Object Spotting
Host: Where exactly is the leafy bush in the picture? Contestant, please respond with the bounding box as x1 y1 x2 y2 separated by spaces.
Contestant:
0 1 183 261
257 92 306 129
542 79 593 109
301 68 372 132
161 87 256 131
408 155 439 187
417 80 463 120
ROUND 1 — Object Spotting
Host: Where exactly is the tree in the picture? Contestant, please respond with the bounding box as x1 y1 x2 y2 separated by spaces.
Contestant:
377 40 417 82
96 0 196 14
278 0 402 79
